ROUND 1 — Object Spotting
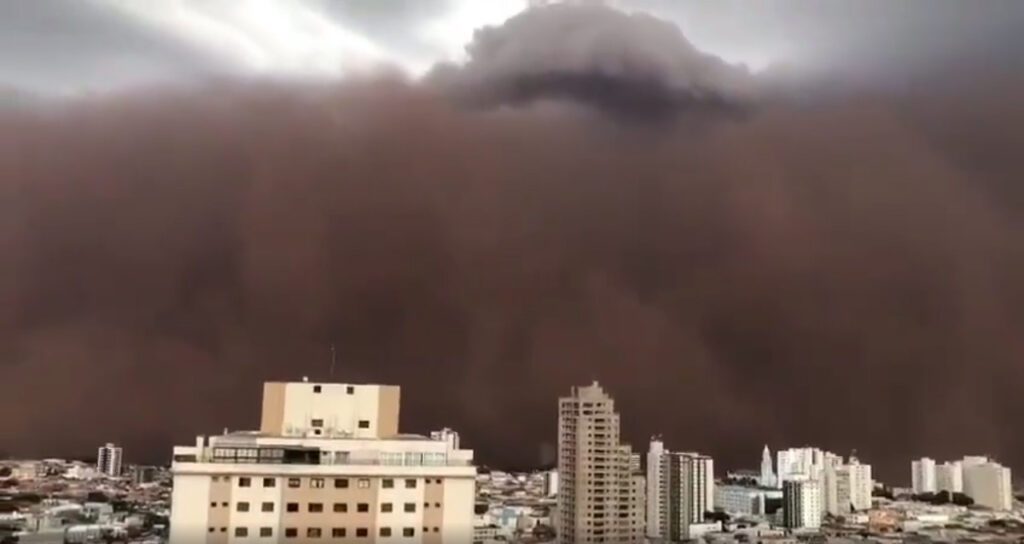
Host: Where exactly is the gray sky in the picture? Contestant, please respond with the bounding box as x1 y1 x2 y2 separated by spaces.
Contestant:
2 0 1024 94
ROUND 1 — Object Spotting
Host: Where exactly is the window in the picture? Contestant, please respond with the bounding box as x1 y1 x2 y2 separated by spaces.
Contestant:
287 478 301 488
403 528 415 537
433 528 439 533
357 478 370 489
434 502 441 508
307 528 322 538
404 479 417 489
435 479 442 484
382 478 394 489
357 420 369 429
210 502 217 507
379 528 392 537
220 528 227 533
381 503 393 513
234 528 248 537
333 503 347 513
286 502 299 513
423 502 429 508
311 478 325 489
222 502 228 507
313 385 322 393
238 477 251 487
260 528 273 538
311 418 323 428
261 502 274 513
346 386 354 394
308 503 323 513
262 477 276 488
284 528 297 538
404 503 416 513
357 503 369 513
356 528 368 538
208 528 214 533
332 528 346 538
334 478 349 488
236 502 250 512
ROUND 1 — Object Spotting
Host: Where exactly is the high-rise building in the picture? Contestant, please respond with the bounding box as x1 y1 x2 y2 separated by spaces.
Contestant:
97 443 123 477
783 478 821 530
776 447 826 488
936 461 964 493
557 381 644 544
843 458 873 511
168 379 476 544
963 461 1012 510
911 458 937 494
646 438 715 541
760 446 777 488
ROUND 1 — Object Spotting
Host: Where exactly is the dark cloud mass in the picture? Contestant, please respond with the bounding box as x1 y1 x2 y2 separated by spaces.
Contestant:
2 3 1024 483
432 4 754 119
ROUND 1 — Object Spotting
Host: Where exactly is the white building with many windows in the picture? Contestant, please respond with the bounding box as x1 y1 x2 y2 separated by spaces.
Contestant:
97 443 123 477
645 438 715 540
168 379 476 544
911 458 937 494
557 381 644 544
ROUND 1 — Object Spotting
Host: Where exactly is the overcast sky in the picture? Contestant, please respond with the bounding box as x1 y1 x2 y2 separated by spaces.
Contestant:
5 0 1024 96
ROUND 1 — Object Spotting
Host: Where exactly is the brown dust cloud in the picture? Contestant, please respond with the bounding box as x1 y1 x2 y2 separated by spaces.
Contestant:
2 4 1024 481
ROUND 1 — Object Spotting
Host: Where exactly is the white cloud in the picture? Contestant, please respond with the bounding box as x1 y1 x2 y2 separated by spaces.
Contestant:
101 0 396 78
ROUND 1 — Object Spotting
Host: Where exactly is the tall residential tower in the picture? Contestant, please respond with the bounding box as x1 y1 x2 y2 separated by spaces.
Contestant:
646 438 715 541
557 382 644 544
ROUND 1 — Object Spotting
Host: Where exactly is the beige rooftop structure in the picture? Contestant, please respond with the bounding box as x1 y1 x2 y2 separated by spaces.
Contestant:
259 380 400 439
169 379 475 544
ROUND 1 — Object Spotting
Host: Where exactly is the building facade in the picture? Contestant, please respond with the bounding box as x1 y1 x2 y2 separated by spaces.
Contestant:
935 461 964 493
911 458 936 494
97 443 123 477
776 448 826 488
557 381 644 544
782 479 821 530
713 485 782 516
645 438 714 541
963 461 1012 511
169 379 476 544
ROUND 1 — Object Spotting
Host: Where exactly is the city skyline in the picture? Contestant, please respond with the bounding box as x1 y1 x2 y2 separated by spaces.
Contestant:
11 379 1015 490
4 0 1024 487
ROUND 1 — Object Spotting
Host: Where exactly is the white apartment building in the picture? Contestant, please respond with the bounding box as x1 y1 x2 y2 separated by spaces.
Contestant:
97 443 123 477
935 461 964 493
646 438 715 541
713 485 782 516
557 381 644 544
168 379 476 544
911 458 936 494
782 478 821 530
776 448 827 488
963 461 1012 510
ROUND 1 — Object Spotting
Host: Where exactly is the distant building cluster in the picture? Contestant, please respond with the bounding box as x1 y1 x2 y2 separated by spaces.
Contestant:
0 455 170 544
912 456 1013 510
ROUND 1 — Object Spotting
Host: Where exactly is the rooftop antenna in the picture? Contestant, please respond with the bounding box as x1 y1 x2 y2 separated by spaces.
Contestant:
330 343 336 379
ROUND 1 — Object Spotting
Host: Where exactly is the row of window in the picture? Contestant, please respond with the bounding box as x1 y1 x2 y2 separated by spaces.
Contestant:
232 477 444 489
311 384 355 394
210 527 438 538
216 501 443 513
